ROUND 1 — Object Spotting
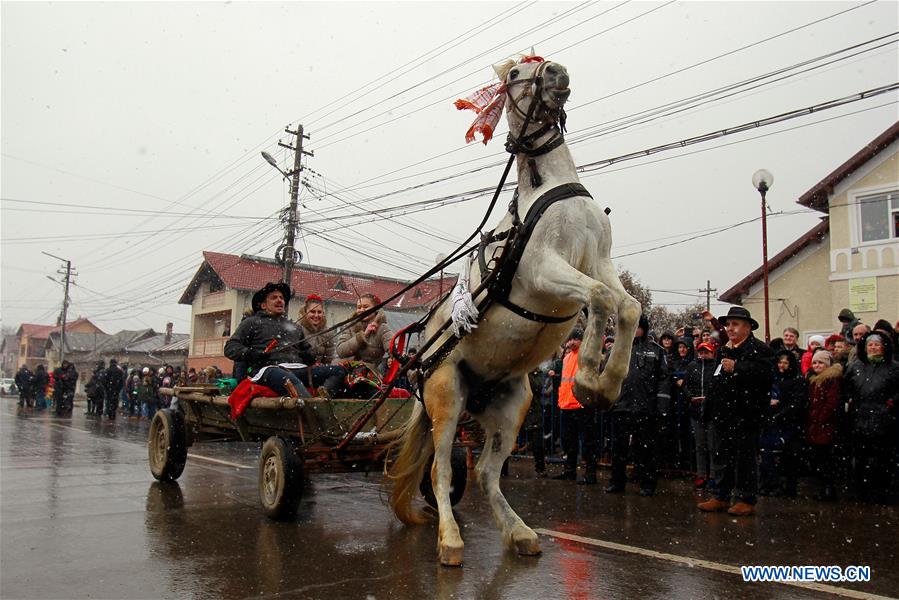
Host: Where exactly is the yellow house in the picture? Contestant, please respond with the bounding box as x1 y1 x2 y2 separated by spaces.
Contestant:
720 122 899 343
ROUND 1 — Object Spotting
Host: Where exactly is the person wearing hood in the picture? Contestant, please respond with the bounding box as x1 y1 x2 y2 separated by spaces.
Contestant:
101 358 125 420
837 308 862 341
843 332 899 503
606 314 671 496
14 365 33 408
32 364 50 411
52 360 78 417
758 350 807 497
805 350 842 501
85 361 106 416
683 342 720 490
224 282 314 398
698 307 773 516
336 293 394 373
669 336 695 471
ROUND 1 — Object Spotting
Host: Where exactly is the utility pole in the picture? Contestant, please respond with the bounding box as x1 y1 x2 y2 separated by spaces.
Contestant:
42 251 75 365
699 280 717 311
277 124 313 285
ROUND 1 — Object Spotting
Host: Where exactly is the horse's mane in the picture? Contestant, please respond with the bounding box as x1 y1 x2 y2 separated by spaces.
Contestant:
492 59 516 81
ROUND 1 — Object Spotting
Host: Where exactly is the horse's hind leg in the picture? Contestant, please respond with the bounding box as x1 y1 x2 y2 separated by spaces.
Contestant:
424 364 466 566
475 377 541 556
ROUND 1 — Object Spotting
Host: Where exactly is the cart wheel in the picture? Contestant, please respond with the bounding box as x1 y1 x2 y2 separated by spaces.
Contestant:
259 436 304 520
420 447 468 509
148 409 187 481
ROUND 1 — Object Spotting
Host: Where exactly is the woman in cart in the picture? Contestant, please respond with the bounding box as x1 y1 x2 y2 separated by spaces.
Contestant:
336 293 394 398
298 294 347 399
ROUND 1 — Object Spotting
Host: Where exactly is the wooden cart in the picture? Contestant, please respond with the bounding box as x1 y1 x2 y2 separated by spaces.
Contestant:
148 385 470 519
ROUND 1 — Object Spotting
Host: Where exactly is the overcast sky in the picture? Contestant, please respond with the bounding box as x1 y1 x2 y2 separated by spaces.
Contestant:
2 1 897 335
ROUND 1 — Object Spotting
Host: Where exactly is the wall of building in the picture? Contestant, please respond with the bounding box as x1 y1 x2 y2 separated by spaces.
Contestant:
743 234 833 341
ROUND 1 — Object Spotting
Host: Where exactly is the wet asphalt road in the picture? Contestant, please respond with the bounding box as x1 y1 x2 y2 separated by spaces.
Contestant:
2 398 897 600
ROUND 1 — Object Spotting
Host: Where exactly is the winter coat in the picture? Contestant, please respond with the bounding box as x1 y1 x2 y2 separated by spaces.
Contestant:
224 311 314 372
843 333 899 440
299 316 337 365
15 367 33 395
838 308 861 341
613 336 671 415
102 365 125 395
558 348 582 410
32 368 49 395
683 357 718 419
805 363 843 445
767 350 807 431
336 311 393 369
137 376 157 404
52 363 78 395
706 334 774 427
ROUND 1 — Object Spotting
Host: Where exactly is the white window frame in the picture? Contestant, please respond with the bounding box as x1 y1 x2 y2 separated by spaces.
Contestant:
851 184 899 247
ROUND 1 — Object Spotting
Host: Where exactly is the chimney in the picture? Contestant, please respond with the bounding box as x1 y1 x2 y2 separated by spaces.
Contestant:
165 322 173 344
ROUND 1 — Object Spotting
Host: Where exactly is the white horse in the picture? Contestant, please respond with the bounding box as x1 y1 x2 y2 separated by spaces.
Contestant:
388 57 640 566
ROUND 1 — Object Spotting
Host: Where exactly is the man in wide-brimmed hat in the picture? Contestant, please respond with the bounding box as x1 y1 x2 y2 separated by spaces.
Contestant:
697 306 773 516
224 282 314 398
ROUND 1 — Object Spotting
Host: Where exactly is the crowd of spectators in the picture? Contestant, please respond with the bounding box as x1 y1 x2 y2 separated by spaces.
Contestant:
522 307 899 512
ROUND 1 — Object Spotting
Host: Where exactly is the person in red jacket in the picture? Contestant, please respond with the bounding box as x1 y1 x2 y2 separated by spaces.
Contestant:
552 329 598 485
805 350 843 501
800 335 826 375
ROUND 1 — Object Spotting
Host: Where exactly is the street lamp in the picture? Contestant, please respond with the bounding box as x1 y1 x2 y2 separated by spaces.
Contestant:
261 152 291 180
435 253 448 300
751 169 774 342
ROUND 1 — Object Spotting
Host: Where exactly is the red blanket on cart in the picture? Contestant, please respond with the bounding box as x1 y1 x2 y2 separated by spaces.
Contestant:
228 378 280 420
228 379 412 421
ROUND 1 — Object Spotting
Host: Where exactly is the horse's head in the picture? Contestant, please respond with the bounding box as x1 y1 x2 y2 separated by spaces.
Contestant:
499 58 570 132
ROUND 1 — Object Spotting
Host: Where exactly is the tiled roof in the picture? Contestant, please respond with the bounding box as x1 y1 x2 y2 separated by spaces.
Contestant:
719 218 829 305
124 333 189 353
16 318 100 340
155 337 190 353
45 332 111 354
179 251 457 309
798 121 899 212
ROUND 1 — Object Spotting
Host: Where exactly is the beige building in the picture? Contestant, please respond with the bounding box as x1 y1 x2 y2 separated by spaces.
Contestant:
179 252 456 374
721 122 899 343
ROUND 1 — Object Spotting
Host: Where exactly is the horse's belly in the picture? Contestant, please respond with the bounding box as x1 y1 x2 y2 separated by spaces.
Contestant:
458 316 568 377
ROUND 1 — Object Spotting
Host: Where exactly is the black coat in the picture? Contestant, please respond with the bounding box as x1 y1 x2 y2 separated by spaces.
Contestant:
766 350 807 430
613 337 671 415
103 365 125 394
15 367 33 395
683 357 718 419
224 311 314 373
706 334 774 427
53 363 78 395
843 333 899 439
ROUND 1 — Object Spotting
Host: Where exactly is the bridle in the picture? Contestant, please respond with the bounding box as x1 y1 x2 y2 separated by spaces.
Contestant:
503 60 568 187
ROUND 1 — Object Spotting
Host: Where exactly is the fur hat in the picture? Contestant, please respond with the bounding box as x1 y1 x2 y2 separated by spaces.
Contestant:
808 335 826 347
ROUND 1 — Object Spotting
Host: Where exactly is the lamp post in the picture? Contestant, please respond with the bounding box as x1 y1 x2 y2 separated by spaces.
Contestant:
435 253 448 301
751 169 774 342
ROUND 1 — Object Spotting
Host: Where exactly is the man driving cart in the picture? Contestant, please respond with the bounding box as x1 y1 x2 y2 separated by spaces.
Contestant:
224 282 315 398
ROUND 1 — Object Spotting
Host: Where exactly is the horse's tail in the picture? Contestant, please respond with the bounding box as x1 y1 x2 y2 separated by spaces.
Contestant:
386 401 433 525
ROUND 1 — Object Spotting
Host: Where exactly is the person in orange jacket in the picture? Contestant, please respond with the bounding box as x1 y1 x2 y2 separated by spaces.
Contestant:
552 329 599 485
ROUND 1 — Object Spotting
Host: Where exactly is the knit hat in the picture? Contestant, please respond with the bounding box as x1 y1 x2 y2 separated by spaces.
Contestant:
811 350 833 366
808 335 826 347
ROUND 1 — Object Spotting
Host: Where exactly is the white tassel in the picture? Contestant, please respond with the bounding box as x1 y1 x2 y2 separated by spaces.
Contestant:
450 252 479 337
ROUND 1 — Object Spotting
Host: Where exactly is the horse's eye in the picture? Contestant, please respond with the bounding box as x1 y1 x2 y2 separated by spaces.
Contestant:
509 69 519 80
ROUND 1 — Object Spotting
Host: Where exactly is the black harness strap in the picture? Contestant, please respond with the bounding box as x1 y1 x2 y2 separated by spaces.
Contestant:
477 182 593 324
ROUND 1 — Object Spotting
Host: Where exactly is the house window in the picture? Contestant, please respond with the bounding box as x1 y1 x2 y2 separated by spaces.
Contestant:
858 190 898 242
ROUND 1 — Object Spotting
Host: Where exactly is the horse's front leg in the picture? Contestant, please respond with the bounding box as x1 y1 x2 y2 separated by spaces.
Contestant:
424 365 466 566
475 377 541 556
528 255 619 409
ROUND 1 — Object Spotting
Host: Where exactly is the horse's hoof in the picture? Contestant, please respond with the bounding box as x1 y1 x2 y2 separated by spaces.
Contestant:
439 543 464 567
514 536 542 556
572 382 613 411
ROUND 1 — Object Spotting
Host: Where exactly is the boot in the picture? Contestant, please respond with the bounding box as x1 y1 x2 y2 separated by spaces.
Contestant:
552 470 576 481
577 472 597 486
816 486 837 502
727 501 755 516
697 498 730 512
